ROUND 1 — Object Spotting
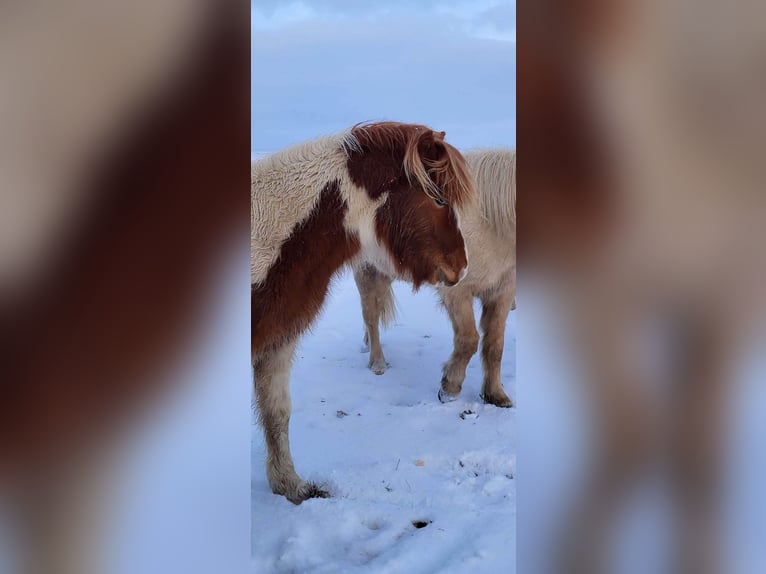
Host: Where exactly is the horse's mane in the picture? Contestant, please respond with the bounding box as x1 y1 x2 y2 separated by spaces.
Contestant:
347 122 473 207
465 149 516 235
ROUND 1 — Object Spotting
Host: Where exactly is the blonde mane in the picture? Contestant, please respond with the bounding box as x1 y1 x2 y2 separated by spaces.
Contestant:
465 149 516 236
349 122 474 207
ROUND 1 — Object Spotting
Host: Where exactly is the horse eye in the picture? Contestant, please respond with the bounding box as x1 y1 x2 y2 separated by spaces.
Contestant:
434 197 447 207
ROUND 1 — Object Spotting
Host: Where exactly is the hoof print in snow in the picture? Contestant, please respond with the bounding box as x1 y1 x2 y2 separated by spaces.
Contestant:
336 410 349 418
460 410 478 420
412 520 432 529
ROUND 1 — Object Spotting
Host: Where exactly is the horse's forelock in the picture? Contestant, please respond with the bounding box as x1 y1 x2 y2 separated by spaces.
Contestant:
421 140 474 208
349 122 474 208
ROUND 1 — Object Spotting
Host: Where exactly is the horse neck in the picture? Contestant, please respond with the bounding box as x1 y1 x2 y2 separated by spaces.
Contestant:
251 180 361 354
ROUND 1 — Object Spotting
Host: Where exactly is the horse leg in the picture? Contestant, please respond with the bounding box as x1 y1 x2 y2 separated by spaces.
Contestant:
353 264 392 375
14 455 116 574
558 294 657 574
253 338 328 503
439 285 479 402
478 284 514 407
668 307 728 574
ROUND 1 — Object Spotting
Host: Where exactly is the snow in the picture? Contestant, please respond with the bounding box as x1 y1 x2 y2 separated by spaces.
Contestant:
252 268 516 573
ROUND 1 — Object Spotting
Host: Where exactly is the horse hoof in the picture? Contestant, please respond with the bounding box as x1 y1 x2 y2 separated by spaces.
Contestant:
285 482 331 504
369 360 388 375
438 387 459 403
480 392 513 408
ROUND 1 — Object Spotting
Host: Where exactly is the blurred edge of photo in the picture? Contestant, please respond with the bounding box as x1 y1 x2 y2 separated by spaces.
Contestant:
0 2 251 574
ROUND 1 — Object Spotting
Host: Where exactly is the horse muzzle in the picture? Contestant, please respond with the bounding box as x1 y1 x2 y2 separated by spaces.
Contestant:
438 267 467 287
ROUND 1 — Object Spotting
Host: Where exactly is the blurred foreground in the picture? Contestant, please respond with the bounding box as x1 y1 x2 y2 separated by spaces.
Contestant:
0 2 251 573
4 1 766 572
519 1 766 573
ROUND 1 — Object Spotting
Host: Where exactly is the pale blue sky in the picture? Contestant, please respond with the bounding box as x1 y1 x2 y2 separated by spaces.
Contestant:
251 0 515 152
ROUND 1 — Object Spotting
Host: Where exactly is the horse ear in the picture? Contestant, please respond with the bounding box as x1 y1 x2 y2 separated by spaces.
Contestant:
416 129 444 157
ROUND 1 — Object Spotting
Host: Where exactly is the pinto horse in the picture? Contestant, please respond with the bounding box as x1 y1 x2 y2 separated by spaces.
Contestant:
354 149 516 407
251 121 474 503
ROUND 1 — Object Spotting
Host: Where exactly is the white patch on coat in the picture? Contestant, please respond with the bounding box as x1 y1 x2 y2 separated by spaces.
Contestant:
251 131 392 286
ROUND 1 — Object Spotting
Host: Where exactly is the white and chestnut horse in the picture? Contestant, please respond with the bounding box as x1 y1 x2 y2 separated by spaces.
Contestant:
354 149 516 407
251 121 475 503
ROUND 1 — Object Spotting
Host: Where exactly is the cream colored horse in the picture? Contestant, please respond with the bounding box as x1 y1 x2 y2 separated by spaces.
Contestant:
354 149 516 407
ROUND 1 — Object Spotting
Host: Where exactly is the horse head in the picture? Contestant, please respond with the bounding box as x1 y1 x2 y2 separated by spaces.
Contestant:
346 121 474 288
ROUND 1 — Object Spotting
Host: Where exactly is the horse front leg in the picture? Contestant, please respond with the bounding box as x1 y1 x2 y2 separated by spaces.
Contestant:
558 293 657 574
353 264 393 375
15 458 115 574
438 285 479 402
253 338 328 504
478 284 514 407
668 307 729 574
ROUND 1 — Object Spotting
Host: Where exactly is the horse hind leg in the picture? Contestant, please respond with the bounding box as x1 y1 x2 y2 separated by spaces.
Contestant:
439 286 480 402
354 264 393 375
253 338 328 503
478 285 514 408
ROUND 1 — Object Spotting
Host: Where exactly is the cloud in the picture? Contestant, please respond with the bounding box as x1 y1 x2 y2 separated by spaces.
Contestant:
470 3 516 42
252 0 515 39
252 0 512 20
251 1 515 151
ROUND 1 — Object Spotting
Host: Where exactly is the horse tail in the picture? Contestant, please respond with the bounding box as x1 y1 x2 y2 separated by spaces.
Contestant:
378 279 397 330
466 149 516 235
353 262 397 330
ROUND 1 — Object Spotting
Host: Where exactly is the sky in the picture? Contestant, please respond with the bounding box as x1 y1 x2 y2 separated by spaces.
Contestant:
251 0 515 152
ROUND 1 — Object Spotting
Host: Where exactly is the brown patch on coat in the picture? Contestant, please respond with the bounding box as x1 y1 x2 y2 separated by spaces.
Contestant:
345 122 470 287
374 183 466 288
252 180 361 355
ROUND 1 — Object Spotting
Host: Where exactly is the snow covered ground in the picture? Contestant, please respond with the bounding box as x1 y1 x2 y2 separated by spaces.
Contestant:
251 268 516 573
